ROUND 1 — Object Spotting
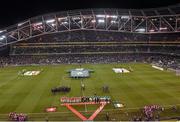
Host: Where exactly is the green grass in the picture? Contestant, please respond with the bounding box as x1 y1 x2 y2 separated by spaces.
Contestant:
0 63 179 120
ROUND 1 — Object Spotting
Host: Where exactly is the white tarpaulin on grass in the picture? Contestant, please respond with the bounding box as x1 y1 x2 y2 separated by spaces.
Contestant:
23 71 41 76
112 68 130 73
152 65 164 71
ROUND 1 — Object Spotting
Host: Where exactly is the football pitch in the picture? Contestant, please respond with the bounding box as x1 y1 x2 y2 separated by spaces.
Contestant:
0 63 179 120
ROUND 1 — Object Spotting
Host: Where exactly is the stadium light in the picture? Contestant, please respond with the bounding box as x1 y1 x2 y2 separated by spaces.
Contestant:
159 27 167 30
111 15 118 18
83 16 92 19
18 21 28 27
169 18 173 21
58 17 67 21
33 22 43 26
98 19 105 23
96 15 106 18
107 15 118 18
111 20 117 24
18 23 23 27
136 28 145 32
151 18 157 21
0 30 6 33
61 22 68 25
78 20 83 24
72 17 81 20
46 19 55 24
121 16 130 19
91 20 96 23
51 23 56 27
0 35 6 40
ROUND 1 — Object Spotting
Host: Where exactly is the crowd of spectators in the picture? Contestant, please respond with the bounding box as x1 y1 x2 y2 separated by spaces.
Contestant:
143 105 161 120
151 56 180 70
12 45 142 54
9 112 27 121
8 31 179 62
0 53 146 66
0 30 179 69
0 53 179 68
24 30 148 43
23 30 180 43
11 45 180 55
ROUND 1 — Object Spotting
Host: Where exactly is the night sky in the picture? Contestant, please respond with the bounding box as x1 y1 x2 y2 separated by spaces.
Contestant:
0 0 179 28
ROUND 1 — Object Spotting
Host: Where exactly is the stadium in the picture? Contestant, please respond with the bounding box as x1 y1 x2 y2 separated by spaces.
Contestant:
0 2 180 121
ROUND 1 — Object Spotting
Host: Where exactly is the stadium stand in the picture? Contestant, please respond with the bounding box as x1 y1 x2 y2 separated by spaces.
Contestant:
0 7 179 70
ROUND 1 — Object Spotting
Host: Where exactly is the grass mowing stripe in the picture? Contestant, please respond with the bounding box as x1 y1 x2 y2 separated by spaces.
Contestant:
0 74 30 113
15 68 52 113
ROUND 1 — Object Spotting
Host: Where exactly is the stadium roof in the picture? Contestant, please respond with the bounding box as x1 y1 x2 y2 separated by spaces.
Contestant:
0 1 180 28
0 3 179 47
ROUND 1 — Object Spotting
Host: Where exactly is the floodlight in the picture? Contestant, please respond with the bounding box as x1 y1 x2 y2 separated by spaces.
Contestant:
169 18 173 21
72 17 81 20
160 27 167 30
0 30 6 33
111 20 117 24
91 20 96 23
18 21 28 27
46 19 55 24
111 15 118 18
96 15 106 18
61 22 68 25
151 18 157 21
78 20 83 24
121 16 130 19
18 23 23 27
136 28 145 32
51 23 56 27
98 19 105 23
107 15 118 18
34 22 43 26
0 35 6 40
83 16 93 19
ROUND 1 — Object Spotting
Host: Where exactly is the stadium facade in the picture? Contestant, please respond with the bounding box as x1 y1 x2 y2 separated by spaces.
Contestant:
0 5 179 68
